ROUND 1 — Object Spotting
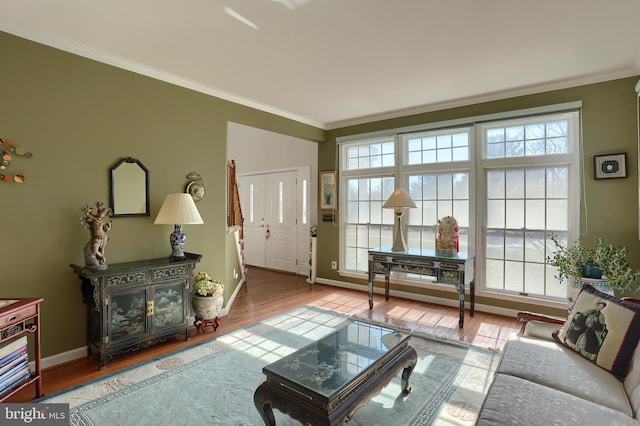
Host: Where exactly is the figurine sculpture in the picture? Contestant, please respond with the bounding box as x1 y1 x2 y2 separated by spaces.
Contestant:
81 201 113 270
436 216 459 255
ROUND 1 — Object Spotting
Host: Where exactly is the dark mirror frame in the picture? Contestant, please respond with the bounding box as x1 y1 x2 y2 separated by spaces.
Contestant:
109 157 150 217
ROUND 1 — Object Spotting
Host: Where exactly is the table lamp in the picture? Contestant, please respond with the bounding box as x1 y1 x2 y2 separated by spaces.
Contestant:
154 193 204 259
383 189 417 252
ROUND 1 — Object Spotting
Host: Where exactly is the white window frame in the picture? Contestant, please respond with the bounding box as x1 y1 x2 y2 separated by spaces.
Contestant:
475 111 581 299
337 102 582 302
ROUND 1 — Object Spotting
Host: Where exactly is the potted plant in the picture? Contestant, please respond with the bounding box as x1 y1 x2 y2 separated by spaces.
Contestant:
548 234 640 309
191 272 224 328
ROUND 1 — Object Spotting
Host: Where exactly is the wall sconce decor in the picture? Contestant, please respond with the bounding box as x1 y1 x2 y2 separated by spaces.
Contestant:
185 171 205 202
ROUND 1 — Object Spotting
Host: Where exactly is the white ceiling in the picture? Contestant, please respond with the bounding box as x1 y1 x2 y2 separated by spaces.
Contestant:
1 0 640 129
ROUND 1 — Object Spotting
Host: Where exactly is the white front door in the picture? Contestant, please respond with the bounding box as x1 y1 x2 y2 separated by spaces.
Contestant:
265 171 297 273
239 171 298 274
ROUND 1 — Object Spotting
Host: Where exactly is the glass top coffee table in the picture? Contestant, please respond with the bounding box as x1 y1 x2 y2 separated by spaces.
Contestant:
254 320 417 425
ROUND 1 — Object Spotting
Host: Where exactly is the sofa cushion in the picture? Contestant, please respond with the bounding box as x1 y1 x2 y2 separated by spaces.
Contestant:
476 373 638 426
553 283 640 379
523 319 561 341
624 343 640 417
497 334 632 415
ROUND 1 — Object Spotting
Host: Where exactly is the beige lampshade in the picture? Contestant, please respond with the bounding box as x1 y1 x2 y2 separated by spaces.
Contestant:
383 189 417 209
154 193 204 225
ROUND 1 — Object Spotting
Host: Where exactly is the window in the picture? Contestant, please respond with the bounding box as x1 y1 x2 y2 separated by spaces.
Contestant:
481 113 578 299
403 128 472 252
342 138 396 272
338 107 580 301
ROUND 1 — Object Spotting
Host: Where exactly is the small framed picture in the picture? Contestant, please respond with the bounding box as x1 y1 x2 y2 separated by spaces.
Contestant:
594 153 627 180
320 171 337 210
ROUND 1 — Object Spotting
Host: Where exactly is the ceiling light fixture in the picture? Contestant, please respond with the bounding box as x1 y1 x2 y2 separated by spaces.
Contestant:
223 7 259 30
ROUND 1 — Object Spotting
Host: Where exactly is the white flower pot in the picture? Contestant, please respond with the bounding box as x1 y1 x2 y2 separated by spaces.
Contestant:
192 294 224 320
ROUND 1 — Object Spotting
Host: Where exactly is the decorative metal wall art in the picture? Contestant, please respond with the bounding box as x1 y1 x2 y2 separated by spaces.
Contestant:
0 137 33 183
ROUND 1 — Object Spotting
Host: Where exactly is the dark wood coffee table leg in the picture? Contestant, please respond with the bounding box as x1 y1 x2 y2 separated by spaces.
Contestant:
254 383 276 426
401 356 416 394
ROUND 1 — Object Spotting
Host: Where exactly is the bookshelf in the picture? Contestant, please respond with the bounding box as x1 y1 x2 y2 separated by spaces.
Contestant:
0 298 43 401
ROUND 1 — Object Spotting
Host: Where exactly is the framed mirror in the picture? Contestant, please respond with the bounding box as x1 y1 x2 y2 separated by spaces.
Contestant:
109 157 150 217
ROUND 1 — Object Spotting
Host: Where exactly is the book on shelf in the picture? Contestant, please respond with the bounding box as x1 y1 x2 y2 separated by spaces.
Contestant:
0 336 28 361
0 360 28 388
0 351 28 378
0 346 27 369
0 366 30 395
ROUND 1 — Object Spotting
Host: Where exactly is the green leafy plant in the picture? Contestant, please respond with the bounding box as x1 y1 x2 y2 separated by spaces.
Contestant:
547 234 640 294
193 272 224 297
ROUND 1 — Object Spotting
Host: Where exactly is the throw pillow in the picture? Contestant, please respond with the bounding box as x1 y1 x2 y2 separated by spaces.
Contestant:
553 283 640 379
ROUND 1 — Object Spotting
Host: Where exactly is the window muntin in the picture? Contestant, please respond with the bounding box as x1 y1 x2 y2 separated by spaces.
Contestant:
406 129 469 165
343 175 395 271
344 138 395 171
406 172 470 252
485 118 570 159
484 166 569 298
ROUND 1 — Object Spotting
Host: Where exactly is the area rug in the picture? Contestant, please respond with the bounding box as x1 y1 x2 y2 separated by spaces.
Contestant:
39 306 500 425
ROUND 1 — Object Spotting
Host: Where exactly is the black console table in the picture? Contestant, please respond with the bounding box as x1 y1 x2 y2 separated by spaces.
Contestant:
368 247 475 328
71 253 201 368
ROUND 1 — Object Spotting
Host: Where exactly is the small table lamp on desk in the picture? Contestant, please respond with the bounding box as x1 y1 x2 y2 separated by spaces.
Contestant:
383 188 417 252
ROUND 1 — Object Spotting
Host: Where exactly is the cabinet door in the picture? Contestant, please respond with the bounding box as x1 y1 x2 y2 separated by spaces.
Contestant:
152 280 187 330
108 288 147 344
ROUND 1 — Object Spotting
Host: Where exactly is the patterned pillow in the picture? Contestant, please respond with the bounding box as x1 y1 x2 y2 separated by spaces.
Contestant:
553 283 640 379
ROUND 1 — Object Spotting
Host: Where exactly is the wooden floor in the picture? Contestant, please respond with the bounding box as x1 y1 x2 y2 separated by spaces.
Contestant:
8 267 521 403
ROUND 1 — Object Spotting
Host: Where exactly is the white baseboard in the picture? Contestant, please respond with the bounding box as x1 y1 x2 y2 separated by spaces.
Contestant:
32 346 87 371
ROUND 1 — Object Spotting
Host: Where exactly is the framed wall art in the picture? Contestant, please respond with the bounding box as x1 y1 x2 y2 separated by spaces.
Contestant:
320 171 336 210
594 153 627 180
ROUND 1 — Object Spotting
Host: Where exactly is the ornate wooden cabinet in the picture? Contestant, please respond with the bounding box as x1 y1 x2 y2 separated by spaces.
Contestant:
71 253 201 368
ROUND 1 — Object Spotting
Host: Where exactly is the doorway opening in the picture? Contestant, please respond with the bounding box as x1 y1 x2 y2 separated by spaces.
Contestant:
238 166 311 276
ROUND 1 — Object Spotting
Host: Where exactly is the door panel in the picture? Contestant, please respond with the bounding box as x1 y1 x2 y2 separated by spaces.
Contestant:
265 172 297 273
238 175 266 268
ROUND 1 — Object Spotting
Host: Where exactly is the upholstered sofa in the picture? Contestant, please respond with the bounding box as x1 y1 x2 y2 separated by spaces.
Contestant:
476 285 640 425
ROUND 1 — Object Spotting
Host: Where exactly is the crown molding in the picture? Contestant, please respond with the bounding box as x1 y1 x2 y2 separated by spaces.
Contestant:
0 21 326 130
326 70 640 130
3 21 638 132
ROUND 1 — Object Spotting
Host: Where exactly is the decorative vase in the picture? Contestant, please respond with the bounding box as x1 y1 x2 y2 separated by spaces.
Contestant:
581 261 603 279
192 294 224 320
567 277 613 313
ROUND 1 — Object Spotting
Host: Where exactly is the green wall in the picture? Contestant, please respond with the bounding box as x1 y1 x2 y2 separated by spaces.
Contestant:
319 77 640 317
0 31 324 358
